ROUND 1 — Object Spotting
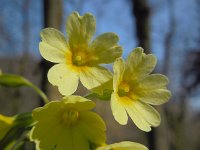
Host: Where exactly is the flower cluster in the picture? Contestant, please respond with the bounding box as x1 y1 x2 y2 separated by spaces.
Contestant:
32 11 171 150
0 11 171 150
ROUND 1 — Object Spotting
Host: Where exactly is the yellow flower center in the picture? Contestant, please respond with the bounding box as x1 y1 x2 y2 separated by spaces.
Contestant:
73 55 83 66
62 110 79 125
118 82 130 97
71 47 90 66
75 55 82 61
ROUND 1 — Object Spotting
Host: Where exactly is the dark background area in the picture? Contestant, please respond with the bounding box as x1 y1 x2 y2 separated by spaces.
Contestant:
0 0 200 150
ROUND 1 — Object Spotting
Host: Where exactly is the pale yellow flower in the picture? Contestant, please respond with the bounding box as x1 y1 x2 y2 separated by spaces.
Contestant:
30 96 106 150
111 47 171 132
0 114 14 140
40 12 122 96
96 141 148 150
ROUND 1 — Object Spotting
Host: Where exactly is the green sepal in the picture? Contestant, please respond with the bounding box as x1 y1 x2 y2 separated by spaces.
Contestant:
86 89 112 101
88 79 113 101
0 112 35 149
3 140 25 150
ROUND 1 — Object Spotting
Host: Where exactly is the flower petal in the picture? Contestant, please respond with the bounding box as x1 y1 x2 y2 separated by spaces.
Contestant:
32 101 62 121
135 89 171 106
133 74 171 105
77 111 106 145
40 28 68 63
135 89 171 105
96 141 148 150
48 64 79 96
63 96 96 111
137 74 169 89
89 32 123 64
125 100 160 132
66 12 95 49
39 42 67 63
32 112 89 150
124 47 157 81
113 58 125 92
56 127 89 150
30 102 66 149
55 127 72 150
80 66 112 90
30 122 64 149
111 93 128 125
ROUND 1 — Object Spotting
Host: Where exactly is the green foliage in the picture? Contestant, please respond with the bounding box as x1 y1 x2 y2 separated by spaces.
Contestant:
0 112 34 149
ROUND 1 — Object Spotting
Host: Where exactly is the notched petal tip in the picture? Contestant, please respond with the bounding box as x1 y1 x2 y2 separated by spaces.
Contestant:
134 47 144 53
89 32 123 64
40 28 65 40
66 11 96 48
146 53 157 65
67 11 81 21
101 32 120 42
70 11 95 19
71 11 80 16
83 12 95 19
63 95 96 106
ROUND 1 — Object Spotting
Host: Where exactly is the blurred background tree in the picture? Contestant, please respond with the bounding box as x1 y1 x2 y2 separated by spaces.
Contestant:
0 0 200 149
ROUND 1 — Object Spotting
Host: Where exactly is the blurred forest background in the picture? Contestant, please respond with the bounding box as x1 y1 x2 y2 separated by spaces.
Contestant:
0 0 200 150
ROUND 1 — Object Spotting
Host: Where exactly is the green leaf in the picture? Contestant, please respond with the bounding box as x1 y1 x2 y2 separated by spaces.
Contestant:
14 112 35 127
0 112 35 149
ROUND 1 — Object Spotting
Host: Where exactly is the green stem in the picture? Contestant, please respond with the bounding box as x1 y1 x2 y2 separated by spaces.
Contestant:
28 83 49 104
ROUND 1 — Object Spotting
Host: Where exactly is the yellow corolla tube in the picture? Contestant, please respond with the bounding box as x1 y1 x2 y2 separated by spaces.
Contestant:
0 114 14 140
111 47 171 132
39 12 123 96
